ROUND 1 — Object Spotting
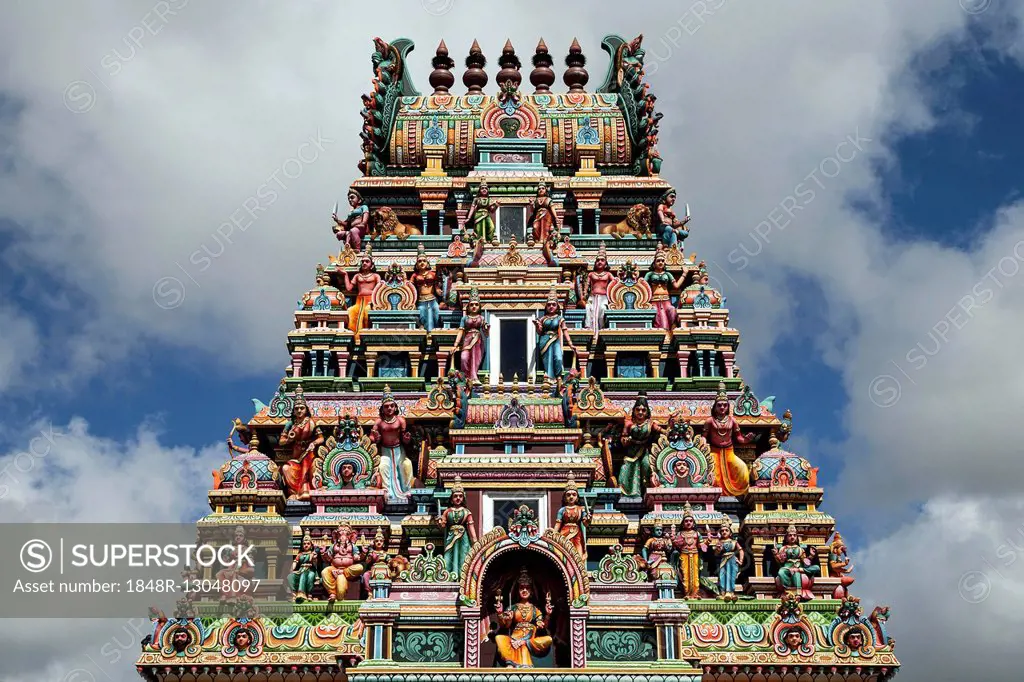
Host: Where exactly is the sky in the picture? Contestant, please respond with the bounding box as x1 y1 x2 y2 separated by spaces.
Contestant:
2 0 1024 679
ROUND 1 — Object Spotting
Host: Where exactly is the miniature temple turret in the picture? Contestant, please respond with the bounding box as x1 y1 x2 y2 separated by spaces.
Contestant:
138 34 899 682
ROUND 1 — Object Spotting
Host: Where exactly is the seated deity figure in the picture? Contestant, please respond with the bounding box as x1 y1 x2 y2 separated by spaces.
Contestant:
655 189 690 247
286 533 321 603
320 524 364 601
332 190 370 251
493 567 554 668
774 524 819 602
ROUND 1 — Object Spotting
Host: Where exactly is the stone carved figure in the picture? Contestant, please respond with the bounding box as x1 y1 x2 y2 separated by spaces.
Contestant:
709 520 743 601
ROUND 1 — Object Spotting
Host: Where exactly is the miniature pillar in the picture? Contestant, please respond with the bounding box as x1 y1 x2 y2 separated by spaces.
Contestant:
291 352 304 377
677 348 690 378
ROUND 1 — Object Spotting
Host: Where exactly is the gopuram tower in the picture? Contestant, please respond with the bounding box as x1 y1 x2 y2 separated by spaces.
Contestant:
137 36 899 682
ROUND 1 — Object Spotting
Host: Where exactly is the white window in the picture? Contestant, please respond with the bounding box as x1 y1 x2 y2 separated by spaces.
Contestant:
481 491 549 535
487 313 538 385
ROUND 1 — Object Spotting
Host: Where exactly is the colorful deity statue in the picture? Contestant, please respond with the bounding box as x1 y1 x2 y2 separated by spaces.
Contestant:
341 253 381 341
533 289 576 381
642 525 674 580
444 270 466 311
584 244 614 339
655 189 690 247
321 524 364 601
226 419 254 458
370 388 413 500
468 180 497 244
774 524 820 602
671 503 707 599
553 472 590 559
527 182 559 245
618 393 661 497
710 519 744 601
436 475 477 576
828 531 856 598
333 189 370 251
287 533 321 603
279 391 324 500
453 285 489 383
493 567 554 669
215 525 257 605
360 527 391 594
645 250 686 333
703 382 757 496
655 456 695 488
411 245 441 333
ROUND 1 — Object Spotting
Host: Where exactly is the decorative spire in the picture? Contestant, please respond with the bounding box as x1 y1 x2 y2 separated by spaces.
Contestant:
496 39 522 89
530 38 555 93
563 38 589 93
247 432 260 451
463 39 488 94
429 40 456 95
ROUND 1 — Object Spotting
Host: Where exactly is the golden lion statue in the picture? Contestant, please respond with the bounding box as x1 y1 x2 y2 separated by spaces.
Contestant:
371 207 422 240
600 203 652 239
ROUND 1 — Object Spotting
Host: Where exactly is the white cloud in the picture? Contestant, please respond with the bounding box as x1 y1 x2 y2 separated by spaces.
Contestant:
854 494 1024 681
0 418 223 681
2 0 1024 679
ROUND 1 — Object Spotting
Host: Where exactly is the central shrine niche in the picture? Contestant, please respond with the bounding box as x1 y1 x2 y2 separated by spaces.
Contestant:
137 33 899 682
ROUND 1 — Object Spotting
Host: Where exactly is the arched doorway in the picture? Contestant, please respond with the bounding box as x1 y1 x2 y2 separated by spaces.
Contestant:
458 521 590 669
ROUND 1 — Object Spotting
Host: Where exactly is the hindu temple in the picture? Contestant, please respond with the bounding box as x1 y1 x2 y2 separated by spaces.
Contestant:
136 35 900 682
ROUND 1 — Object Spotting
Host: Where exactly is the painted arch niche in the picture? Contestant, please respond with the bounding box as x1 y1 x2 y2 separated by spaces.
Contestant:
459 527 590 669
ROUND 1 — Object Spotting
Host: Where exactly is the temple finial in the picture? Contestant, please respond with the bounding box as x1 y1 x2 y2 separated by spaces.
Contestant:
530 38 555 93
463 39 488 94
429 39 456 95
563 37 588 93
496 39 522 89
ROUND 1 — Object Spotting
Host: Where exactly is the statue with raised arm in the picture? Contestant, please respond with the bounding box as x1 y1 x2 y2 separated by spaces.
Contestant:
333 190 370 251
703 382 757 496
655 189 689 247
493 567 554 669
279 391 324 501
453 286 489 383
645 251 686 333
